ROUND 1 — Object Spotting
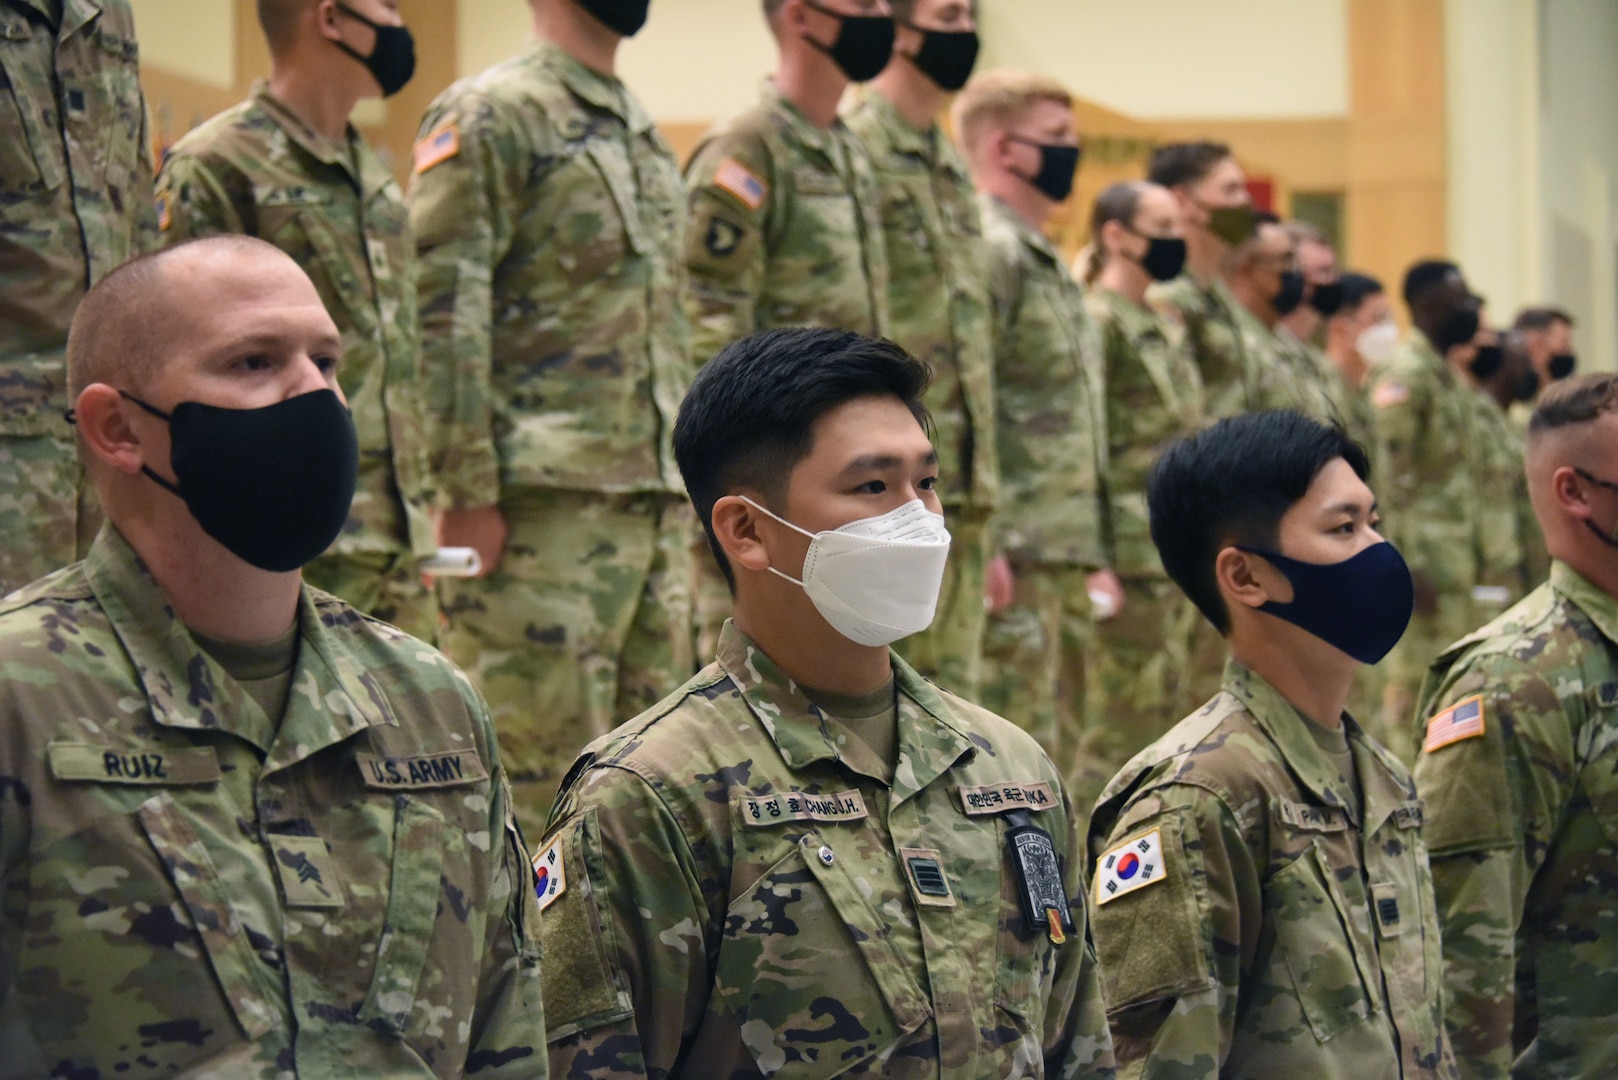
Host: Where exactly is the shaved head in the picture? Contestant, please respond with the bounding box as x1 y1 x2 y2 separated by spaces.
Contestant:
1526 373 1618 565
257 0 319 55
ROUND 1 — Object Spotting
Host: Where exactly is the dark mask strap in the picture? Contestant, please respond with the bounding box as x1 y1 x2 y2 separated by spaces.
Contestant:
116 391 184 497
1574 468 1618 550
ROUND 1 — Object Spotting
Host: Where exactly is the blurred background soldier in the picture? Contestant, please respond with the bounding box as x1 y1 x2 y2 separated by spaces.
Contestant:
1322 270 1391 440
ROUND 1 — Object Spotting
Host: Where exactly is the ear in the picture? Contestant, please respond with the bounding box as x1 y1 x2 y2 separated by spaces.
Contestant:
314 0 343 42
710 495 774 575
74 384 149 475
1214 545 1288 612
1098 218 1130 255
1551 465 1594 521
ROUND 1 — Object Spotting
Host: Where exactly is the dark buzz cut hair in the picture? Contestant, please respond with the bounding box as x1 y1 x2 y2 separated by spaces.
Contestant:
1146 140 1233 190
1338 271 1384 314
674 328 933 589
1514 304 1576 332
1147 410 1370 634
257 0 316 54
1402 258 1460 308
1528 372 1618 439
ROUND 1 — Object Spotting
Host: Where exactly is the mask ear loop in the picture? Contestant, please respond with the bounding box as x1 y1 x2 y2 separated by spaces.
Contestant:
116 390 185 498
1574 468 1618 550
739 496 815 587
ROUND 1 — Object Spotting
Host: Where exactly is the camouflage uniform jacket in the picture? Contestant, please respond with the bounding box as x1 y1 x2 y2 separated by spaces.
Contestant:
1084 286 1202 579
1087 662 1457 1080
0 0 156 435
1279 327 1373 445
980 195 1109 569
1463 390 1543 605
844 92 996 513
157 82 435 561
409 41 689 506
540 621 1117 1079
1147 274 1250 421
1413 561 1618 1079
683 81 889 368
1227 299 1338 421
0 526 545 1077
1366 331 1480 598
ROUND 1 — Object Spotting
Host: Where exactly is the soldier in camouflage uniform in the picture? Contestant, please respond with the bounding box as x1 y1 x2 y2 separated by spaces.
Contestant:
953 71 1119 785
1365 260 1484 761
1077 179 1204 815
1276 221 1371 444
1089 410 1456 1079
1323 271 1392 444
683 0 894 658
845 0 994 697
1413 373 1618 1079
0 238 543 1078
540 328 1116 1079
156 0 438 640
0 0 156 594
409 0 692 835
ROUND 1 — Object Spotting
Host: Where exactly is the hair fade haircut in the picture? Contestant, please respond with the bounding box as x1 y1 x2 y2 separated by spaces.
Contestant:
1529 372 1618 439
257 0 317 55
1401 259 1460 309
951 69 1073 158
1147 140 1233 190
1514 305 1576 333
674 328 933 589
1148 410 1371 634
1337 271 1383 315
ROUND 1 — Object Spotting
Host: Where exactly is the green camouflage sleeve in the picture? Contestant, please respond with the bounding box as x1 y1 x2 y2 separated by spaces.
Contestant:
1049 791 1120 1079
1367 361 1432 574
133 100 160 253
682 133 773 368
1413 657 1572 1080
1091 786 1251 1079
154 150 250 242
408 94 512 508
541 765 712 1077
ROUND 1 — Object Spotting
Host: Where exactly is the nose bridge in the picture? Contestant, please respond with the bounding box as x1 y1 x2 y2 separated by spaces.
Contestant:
285 351 334 399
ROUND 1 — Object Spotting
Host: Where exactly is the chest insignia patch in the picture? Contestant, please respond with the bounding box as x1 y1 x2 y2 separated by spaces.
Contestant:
357 750 487 789
533 835 566 912
1423 694 1486 753
1095 826 1167 906
739 789 868 826
899 846 956 908
958 781 1058 816
271 834 344 909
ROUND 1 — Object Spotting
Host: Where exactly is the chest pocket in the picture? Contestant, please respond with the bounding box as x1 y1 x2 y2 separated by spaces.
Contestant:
257 188 377 334
0 15 63 194
714 830 930 1079
1263 840 1374 1043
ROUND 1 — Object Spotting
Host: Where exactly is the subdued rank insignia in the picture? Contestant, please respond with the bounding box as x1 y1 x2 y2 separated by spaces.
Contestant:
271 834 344 909
705 217 743 257
1005 811 1072 944
899 846 955 908
1372 882 1403 938
1094 827 1167 906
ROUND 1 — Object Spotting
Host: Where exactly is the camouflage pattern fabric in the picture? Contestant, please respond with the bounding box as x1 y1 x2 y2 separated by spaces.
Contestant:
0 525 544 1077
1464 389 1546 619
1148 275 1251 421
438 490 692 839
1229 299 1339 422
1281 327 1374 445
540 620 1117 1079
1413 561 1618 1080
845 91 996 697
1088 661 1458 1080
0 0 157 592
157 82 438 638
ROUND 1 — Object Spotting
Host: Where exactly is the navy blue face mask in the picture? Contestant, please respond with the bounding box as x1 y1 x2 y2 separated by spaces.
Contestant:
1235 541 1414 664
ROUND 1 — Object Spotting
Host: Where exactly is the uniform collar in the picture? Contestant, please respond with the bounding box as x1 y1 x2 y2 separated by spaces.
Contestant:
1551 559 1618 647
984 194 1061 267
761 79 845 160
249 81 393 199
716 620 975 802
853 90 949 166
1221 660 1361 819
1096 286 1166 341
84 525 395 767
531 40 653 135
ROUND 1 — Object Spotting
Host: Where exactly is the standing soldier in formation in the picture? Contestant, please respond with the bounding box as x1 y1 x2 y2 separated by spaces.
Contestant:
1415 373 1618 1079
0 0 156 594
953 69 1119 786
157 0 439 641
1089 409 1457 1080
1322 270 1392 440
409 0 693 834
1277 221 1367 443
1147 141 1255 420
845 0 995 697
1077 179 1205 811
682 0 894 656
1365 260 1484 760
539 328 1116 1079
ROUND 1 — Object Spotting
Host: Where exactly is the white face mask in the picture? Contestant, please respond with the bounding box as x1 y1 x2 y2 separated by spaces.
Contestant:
1356 319 1399 366
742 496 952 647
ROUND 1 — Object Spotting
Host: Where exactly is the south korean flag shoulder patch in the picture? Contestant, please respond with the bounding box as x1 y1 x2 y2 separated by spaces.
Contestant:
1095 827 1168 906
532 834 567 912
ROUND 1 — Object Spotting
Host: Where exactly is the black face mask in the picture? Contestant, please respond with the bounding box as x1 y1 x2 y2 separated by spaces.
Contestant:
900 25 978 91
1576 468 1618 551
1550 352 1577 380
1432 302 1482 353
332 3 415 97
1515 368 1541 402
575 0 650 37
1008 136 1080 202
122 389 359 573
802 0 894 83
1205 202 1255 246
1272 270 1306 316
1309 280 1345 317
1469 341 1505 379
1236 541 1415 665
1132 233 1186 282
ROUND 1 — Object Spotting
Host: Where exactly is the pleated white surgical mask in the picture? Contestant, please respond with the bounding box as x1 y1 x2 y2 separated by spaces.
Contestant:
1356 319 1400 366
742 497 952 646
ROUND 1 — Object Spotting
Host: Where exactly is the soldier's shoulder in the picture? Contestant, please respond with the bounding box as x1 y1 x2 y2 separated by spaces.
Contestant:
305 590 483 703
1436 581 1574 677
687 103 783 179
930 685 1062 778
0 562 104 652
164 99 266 169
578 662 747 778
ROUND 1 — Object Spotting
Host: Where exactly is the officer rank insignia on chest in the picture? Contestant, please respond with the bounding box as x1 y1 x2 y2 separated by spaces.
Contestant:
1095 827 1167 906
1423 694 1486 753
533 835 566 911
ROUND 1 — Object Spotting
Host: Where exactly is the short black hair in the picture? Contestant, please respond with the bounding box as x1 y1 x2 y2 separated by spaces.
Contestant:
1514 305 1575 333
1402 259 1460 309
1147 141 1233 189
674 328 932 588
1148 410 1370 634
1337 271 1383 314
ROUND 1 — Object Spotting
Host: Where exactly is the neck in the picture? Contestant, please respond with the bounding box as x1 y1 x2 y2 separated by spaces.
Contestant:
1560 543 1618 605
1326 337 1369 388
732 592 893 695
1185 227 1226 285
267 61 360 143
1228 629 1355 730
534 3 619 75
1226 275 1277 328
777 49 849 129
979 169 1051 231
1095 255 1150 304
868 63 944 131
1279 308 1321 342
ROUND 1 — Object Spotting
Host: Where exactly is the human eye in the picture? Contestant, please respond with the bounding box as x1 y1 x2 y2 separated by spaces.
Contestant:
853 479 887 495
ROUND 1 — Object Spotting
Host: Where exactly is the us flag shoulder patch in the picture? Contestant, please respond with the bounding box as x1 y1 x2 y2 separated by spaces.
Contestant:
713 156 767 210
1424 693 1486 753
1094 827 1167 906
413 122 460 174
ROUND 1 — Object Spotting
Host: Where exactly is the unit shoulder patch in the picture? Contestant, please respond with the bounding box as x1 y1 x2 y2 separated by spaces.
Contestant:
1095 826 1168 906
1423 693 1486 753
1372 379 1411 408
533 834 567 911
712 156 768 210
413 122 461 174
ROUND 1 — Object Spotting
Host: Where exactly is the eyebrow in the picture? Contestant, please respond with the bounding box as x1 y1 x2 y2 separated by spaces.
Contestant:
839 449 939 476
1324 500 1377 516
